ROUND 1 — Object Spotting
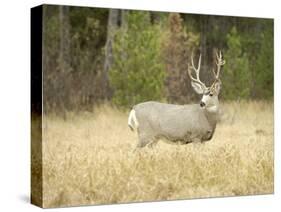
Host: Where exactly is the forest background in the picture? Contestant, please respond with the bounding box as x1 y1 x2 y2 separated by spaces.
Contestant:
39 5 273 114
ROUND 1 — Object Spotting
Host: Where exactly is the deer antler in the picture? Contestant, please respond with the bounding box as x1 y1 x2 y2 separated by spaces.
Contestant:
212 51 225 80
188 53 207 90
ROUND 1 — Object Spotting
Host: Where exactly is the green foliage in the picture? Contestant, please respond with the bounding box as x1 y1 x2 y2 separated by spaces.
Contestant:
222 27 251 100
43 5 109 113
42 5 274 113
109 12 165 107
238 18 273 99
255 21 274 99
70 7 108 73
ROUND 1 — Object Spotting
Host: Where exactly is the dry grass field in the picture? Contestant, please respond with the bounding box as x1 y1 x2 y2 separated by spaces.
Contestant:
40 101 273 208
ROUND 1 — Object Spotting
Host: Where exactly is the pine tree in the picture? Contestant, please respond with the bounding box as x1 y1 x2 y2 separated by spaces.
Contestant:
255 21 274 99
222 27 250 100
109 11 165 107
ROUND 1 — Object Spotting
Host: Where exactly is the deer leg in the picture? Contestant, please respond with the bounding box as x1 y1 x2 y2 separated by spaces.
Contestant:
147 138 158 148
133 140 149 153
135 133 152 149
136 140 149 148
192 137 202 143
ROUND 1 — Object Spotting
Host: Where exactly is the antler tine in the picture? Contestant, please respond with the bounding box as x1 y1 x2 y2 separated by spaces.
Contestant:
188 53 206 88
213 50 225 79
197 54 202 76
212 68 216 78
190 54 200 78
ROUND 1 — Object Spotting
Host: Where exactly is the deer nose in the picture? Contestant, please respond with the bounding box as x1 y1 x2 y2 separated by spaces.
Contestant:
200 101 206 107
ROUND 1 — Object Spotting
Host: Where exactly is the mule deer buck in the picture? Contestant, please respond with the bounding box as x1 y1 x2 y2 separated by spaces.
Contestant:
128 51 225 148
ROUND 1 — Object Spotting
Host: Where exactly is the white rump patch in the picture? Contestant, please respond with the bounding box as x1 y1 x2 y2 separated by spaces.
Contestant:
128 109 139 131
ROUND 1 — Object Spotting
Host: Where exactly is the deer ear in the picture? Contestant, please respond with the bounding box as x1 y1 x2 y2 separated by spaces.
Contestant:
191 81 204 94
214 81 221 94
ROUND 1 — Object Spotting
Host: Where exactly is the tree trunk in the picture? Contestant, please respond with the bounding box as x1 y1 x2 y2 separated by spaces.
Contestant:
58 5 70 117
103 9 119 99
59 5 70 73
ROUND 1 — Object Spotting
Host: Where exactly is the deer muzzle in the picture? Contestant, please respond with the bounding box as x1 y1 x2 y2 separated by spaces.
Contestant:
200 101 206 107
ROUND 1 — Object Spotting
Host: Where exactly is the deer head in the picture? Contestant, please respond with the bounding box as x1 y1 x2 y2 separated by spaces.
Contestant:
188 51 225 112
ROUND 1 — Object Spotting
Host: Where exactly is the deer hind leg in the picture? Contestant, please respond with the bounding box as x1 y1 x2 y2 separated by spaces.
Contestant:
147 138 158 148
135 132 155 149
136 137 151 148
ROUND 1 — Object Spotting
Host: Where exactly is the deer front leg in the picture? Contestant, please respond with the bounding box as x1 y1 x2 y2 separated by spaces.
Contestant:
192 138 202 143
189 132 202 144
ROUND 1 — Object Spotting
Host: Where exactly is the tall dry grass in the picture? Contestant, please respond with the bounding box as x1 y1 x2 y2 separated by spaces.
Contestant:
41 101 273 208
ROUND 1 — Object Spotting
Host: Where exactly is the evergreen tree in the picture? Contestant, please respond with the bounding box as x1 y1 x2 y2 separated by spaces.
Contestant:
109 11 165 107
222 27 250 100
255 21 274 99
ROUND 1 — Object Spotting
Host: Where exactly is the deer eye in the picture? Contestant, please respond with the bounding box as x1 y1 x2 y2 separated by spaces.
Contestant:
209 93 213 97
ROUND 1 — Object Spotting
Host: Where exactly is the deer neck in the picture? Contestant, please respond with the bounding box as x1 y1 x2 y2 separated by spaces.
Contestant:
206 104 219 114
203 102 219 128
